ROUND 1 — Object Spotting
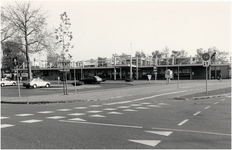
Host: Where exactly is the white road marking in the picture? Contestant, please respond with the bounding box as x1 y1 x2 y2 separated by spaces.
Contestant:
15 114 34 117
178 119 189 126
151 127 231 136
103 90 187 106
20 119 43 123
68 113 86 116
145 130 172 136
117 106 130 108
1 117 9 119
128 140 161 147
140 102 151 105
130 104 142 106
136 107 149 109
74 107 88 109
204 106 211 109
60 120 143 129
46 116 66 119
1 124 15 128
158 103 169 105
37 111 54 114
103 108 117 111
68 118 86 121
90 114 106 117
56 109 72 111
147 105 161 107
87 110 103 113
123 109 137 112
213 102 219 105
221 99 225 101
193 111 201 116
89 105 102 107
107 111 123 114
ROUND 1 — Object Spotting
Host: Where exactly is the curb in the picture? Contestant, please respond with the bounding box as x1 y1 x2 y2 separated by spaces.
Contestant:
193 93 231 100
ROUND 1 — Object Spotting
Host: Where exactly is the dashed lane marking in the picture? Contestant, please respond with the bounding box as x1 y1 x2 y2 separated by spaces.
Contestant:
193 111 201 116
1 124 15 128
103 108 117 111
158 103 169 105
178 119 189 126
15 114 34 117
1 117 9 119
37 111 54 114
221 99 225 101
140 102 151 105
213 102 219 105
147 105 161 107
130 104 142 106
117 106 130 108
204 106 211 109
89 105 102 107
128 140 161 147
20 119 43 123
46 116 66 119
136 107 149 109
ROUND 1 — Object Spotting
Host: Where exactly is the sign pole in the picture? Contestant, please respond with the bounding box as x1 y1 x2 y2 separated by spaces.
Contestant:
16 66 21 98
206 66 208 94
73 61 76 94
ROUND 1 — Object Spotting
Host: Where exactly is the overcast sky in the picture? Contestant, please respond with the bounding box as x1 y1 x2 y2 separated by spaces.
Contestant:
2 0 231 61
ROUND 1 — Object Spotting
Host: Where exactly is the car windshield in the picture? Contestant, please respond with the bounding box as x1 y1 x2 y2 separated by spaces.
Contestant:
94 76 101 79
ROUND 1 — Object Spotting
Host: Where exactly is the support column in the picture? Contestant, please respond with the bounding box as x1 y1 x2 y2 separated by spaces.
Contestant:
114 67 116 80
209 66 211 80
190 66 192 80
120 68 122 79
136 57 138 80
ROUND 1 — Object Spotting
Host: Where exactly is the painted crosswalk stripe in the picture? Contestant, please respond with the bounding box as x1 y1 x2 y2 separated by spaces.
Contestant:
87 110 103 113
140 102 151 105
103 108 117 111
1 124 15 128
46 116 66 119
68 113 86 116
147 105 161 107
107 111 123 114
37 111 54 114
21 119 43 123
117 106 130 108
145 131 172 136
130 104 141 106
56 109 72 111
90 114 106 117
89 105 102 107
1 117 9 119
128 140 161 147
15 114 34 117
68 118 86 121
74 107 88 109
213 102 219 105
158 103 169 105
136 107 149 109
123 109 137 112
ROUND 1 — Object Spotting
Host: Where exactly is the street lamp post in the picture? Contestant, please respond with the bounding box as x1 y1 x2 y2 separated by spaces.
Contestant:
130 43 132 80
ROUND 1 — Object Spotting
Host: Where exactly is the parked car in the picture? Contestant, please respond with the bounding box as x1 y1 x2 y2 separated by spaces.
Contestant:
125 78 134 82
23 78 50 89
71 80 84 86
0 78 16 87
80 76 102 84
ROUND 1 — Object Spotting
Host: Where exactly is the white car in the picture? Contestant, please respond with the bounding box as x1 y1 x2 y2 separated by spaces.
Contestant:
0 78 17 87
23 78 50 89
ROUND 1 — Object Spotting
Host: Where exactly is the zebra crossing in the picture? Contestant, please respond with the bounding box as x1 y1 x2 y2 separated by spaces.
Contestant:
1 101 171 148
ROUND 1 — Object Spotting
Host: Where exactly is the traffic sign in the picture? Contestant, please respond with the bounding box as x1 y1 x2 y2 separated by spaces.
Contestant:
202 61 210 67
202 53 210 61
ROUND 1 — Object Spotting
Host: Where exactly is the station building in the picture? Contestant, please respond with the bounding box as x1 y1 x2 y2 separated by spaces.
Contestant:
10 55 231 81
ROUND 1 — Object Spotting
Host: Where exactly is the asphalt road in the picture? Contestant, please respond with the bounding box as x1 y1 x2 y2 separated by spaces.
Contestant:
1 80 231 149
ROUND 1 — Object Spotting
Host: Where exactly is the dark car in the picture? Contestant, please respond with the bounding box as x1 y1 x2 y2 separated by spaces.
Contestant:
71 80 84 86
80 76 102 84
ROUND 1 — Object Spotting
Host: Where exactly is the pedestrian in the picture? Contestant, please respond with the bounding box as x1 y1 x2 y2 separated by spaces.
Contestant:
218 72 222 81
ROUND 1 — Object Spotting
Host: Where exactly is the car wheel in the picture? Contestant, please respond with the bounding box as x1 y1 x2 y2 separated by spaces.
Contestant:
26 86 29 89
45 84 50 88
33 84 37 89
12 82 16 86
1 83 4 87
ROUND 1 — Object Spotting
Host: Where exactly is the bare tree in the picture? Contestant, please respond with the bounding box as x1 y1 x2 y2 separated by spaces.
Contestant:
2 1 50 79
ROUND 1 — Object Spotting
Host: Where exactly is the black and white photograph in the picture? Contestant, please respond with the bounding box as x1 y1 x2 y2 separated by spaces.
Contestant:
1 0 231 149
